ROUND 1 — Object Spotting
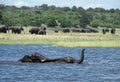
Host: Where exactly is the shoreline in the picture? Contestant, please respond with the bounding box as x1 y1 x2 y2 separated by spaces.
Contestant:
0 32 120 48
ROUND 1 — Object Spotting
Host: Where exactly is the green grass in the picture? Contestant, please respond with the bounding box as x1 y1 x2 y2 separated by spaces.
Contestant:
0 27 120 47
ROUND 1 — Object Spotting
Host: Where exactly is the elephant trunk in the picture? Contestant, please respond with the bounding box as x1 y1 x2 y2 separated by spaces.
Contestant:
78 49 85 64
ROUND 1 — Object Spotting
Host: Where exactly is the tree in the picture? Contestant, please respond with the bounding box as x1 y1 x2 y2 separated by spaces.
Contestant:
77 7 85 13
0 10 2 22
2 15 13 26
62 7 71 12
49 5 56 10
47 18 57 27
78 11 90 27
72 6 77 11
0 4 5 10
0 4 120 29
109 8 115 13
41 4 48 11
94 7 105 13
90 20 99 28
60 18 72 27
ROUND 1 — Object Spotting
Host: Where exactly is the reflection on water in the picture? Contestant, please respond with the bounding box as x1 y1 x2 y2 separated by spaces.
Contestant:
0 45 120 82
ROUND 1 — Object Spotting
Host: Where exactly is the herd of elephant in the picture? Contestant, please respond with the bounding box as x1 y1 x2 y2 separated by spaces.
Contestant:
0 25 46 35
0 25 116 35
0 26 23 34
55 28 116 34
62 28 116 34
61 28 99 33
102 28 116 34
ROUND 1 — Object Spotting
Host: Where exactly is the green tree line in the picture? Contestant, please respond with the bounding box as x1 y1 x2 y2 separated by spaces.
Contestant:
0 4 120 28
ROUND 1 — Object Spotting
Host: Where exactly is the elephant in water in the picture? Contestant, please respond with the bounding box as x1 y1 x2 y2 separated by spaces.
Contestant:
19 49 85 64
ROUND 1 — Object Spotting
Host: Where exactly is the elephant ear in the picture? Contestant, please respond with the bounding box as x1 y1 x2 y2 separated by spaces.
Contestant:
33 52 47 62
19 55 32 62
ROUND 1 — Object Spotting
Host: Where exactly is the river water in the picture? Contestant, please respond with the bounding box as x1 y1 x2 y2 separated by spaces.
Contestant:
0 45 120 82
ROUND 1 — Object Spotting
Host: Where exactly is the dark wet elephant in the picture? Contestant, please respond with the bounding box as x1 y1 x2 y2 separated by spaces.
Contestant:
19 49 85 64
12 27 24 34
19 53 47 63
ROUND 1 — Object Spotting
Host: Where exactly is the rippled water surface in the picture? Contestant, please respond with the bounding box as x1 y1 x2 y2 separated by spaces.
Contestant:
0 45 120 82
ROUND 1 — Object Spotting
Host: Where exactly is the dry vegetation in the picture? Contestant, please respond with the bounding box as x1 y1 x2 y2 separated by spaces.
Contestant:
0 27 120 47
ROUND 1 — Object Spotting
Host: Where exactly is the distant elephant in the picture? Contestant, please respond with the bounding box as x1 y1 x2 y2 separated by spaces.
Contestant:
87 28 99 33
102 29 106 34
102 28 110 34
72 28 80 33
29 27 39 34
0 26 8 33
54 30 59 33
29 27 46 35
105 28 109 32
62 28 70 33
111 28 116 34
19 49 85 64
38 29 46 35
12 27 24 34
80 28 87 33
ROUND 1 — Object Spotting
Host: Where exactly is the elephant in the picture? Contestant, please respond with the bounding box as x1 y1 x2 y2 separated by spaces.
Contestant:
102 29 106 34
54 30 59 33
80 28 87 33
19 49 85 64
104 28 109 32
11 27 24 34
71 28 81 33
111 28 116 34
38 27 46 35
0 26 8 33
29 27 39 34
38 29 46 35
102 28 110 34
29 27 46 35
62 28 70 33
87 28 99 33
19 52 47 63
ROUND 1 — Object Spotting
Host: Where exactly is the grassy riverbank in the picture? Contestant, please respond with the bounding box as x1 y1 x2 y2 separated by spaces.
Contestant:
0 28 120 47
